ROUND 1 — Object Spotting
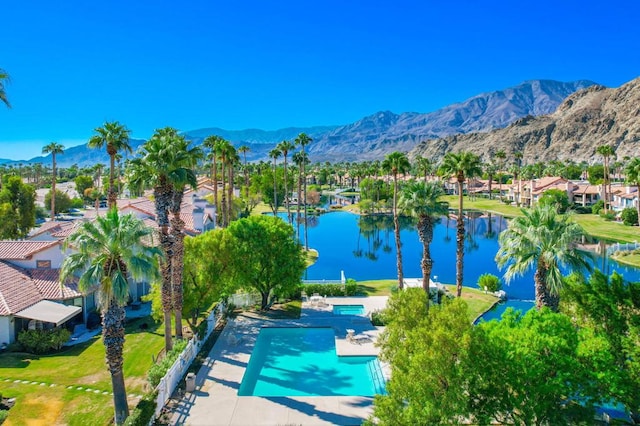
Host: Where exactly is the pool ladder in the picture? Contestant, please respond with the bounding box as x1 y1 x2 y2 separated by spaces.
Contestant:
367 359 387 395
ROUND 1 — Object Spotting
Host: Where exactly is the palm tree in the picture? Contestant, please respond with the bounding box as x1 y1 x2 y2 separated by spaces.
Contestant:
495 204 590 311
398 181 449 300
128 127 199 350
414 156 433 182
216 140 235 227
238 145 250 199
494 149 506 200
203 135 224 222
382 151 411 289
42 142 65 220
225 145 239 225
625 157 640 223
268 148 281 215
277 140 296 225
88 121 132 209
439 151 482 297
295 133 313 250
597 144 616 214
60 209 161 425
0 68 10 108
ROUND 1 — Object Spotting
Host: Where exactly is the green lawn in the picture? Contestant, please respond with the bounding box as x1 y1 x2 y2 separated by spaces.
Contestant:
0 316 165 425
441 195 522 217
356 279 498 321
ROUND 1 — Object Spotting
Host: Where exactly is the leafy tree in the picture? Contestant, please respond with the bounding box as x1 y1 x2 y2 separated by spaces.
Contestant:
496 204 590 311
586 164 604 184
470 308 596 425
563 270 640 422
0 68 10 108
253 164 285 214
398 181 448 298
625 157 640 223
227 215 306 310
0 176 36 238
74 175 94 200
42 142 64 220
477 273 501 292
621 207 638 226
382 151 411 290
88 121 132 209
60 210 161 425
44 189 72 214
439 151 482 297
371 294 473 425
538 188 570 213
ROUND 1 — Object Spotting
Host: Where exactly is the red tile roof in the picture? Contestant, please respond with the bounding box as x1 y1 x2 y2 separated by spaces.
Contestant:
0 240 60 260
30 221 81 239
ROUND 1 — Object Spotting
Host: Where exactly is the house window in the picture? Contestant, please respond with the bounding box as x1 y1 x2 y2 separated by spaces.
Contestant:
36 260 51 269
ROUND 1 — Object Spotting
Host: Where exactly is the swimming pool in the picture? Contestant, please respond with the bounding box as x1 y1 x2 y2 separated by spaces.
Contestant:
333 304 365 315
238 327 385 397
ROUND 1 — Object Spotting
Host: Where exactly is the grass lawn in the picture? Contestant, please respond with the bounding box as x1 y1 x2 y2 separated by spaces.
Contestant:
441 195 522 217
356 279 498 321
0 316 165 425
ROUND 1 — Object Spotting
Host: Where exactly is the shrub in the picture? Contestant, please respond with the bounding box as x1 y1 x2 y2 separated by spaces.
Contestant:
303 283 352 297
477 273 502 293
147 339 189 387
17 328 71 354
571 205 592 214
0 410 8 423
600 212 616 221
592 200 604 215
621 207 638 226
123 391 157 426
370 309 387 326
345 279 358 296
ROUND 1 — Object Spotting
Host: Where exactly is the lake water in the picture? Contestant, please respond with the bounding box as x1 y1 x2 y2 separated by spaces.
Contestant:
296 211 640 306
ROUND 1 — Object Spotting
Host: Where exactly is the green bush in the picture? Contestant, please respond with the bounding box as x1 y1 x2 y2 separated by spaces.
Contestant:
370 309 388 326
571 205 592 214
147 339 189 387
123 391 157 426
0 410 8 423
600 212 616 221
592 200 604 215
17 328 71 354
477 273 502 293
303 282 355 297
621 207 638 226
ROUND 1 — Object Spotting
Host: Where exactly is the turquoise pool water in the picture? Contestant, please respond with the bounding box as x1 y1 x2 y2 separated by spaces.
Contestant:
333 304 365 315
238 327 386 397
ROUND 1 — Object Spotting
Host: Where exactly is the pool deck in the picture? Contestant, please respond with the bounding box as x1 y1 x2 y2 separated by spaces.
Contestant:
169 296 389 426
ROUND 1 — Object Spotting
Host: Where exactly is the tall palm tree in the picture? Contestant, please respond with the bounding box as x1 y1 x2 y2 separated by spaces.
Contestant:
494 149 506 201
439 151 482 297
268 148 281 215
203 135 224 222
42 142 65 221
88 121 132 209
625 157 640 223
60 210 161 425
398 181 449 301
382 151 411 289
0 68 10 108
128 127 199 350
495 204 590 311
225 145 239 225
296 133 312 250
277 140 296 225
238 145 250 199
414 156 433 182
597 144 616 214
216 140 235 227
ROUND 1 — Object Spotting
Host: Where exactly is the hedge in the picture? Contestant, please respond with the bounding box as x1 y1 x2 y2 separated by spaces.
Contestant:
302 280 357 297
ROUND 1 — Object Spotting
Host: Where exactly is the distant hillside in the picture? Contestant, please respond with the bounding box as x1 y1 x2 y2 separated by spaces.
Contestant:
306 79 596 162
409 77 640 164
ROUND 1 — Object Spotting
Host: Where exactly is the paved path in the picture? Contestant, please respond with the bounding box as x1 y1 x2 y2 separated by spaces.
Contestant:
0 376 144 400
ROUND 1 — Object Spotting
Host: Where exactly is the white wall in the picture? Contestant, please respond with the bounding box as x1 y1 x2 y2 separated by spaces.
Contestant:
0 315 14 345
9 245 65 269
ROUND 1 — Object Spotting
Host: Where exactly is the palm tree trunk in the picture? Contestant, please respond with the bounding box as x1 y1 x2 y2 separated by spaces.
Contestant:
534 265 558 311
221 161 227 227
272 161 278 215
296 170 302 243
456 180 465 297
108 153 117 209
51 155 56 221
212 157 219 222
170 190 186 339
284 157 291 225
160 231 173 351
103 301 129 425
228 165 234 224
417 218 434 304
393 175 404 289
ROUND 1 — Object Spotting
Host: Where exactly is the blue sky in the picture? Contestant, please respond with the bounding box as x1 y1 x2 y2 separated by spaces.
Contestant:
1 0 639 160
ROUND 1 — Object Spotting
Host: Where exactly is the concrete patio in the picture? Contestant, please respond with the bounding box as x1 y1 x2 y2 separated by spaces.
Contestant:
169 296 388 425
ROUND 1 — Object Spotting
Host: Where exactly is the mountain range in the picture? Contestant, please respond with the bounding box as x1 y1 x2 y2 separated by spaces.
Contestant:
1 79 598 167
410 77 640 164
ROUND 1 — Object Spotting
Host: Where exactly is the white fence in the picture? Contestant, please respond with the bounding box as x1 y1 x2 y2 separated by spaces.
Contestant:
607 241 640 255
153 303 226 419
228 293 261 308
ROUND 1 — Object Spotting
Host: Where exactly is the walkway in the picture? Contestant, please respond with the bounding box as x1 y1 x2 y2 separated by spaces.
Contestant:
169 296 388 426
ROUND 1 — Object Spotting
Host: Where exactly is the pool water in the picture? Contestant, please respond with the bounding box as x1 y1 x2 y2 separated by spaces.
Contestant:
333 304 365 315
238 327 386 397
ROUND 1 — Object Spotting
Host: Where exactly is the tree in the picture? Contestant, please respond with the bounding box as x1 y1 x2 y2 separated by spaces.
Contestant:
227 215 306 310
60 210 161 425
203 135 225 221
277 140 296 225
563 270 640 423
44 189 72 214
42 142 64 221
597 144 615 214
469 308 596 425
382 152 411 290
74 175 94 201
0 176 36 238
268 148 281 215
439 151 482 297
621 207 638 226
398 181 449 298
625 157 640 224
88 121 132 209
238 145 250 199
295 133 313 250
0 68 10 108
495 204 590 311
494 149 506 200
371 295 474 425
414 156 433 182
538 188 570 213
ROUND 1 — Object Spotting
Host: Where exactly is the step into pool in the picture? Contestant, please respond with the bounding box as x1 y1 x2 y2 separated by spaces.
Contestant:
332 304 365 315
